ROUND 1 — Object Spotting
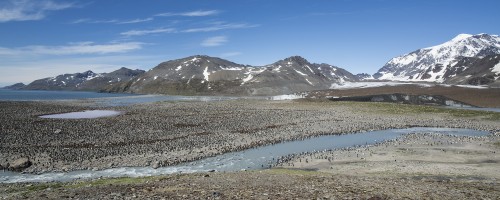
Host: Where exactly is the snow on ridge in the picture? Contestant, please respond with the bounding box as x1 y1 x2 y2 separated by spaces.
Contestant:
330 81 434 90
452 33 473 41
304 65 314 73
275 65 282 72
305 78 313 85
241 68 265 85
86 73 101 81
331 81 491 90
241 74 253 85
191 57 200 62
203 67 210 81
294 69 307 76
221 66 243 71
492 62 500 74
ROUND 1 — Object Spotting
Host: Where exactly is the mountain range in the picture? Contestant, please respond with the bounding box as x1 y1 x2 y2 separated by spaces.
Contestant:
22 67 145 91
104 55 358 95
5 33 500 95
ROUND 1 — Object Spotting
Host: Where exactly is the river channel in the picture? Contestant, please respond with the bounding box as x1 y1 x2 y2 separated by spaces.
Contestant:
0 127 489 183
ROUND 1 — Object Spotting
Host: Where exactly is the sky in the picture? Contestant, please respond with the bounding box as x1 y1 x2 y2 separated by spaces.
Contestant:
1 0 500 86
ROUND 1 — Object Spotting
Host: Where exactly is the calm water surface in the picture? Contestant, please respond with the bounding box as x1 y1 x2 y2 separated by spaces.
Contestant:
0 89 135 101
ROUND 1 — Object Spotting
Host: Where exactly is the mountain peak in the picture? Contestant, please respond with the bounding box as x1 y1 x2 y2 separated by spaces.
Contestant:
451 33 473 41
282 56 310 65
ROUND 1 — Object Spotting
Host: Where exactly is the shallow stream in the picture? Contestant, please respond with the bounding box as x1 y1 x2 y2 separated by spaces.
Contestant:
0 127 489 183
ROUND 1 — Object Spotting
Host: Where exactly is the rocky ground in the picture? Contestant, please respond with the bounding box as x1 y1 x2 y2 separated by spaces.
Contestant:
1 99 499 173
2 132 499 199
280 133 500 179
1 168 500 199
1 98 500 199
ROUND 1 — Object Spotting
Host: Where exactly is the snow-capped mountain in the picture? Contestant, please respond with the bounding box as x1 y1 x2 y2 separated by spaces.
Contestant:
374 33 500 83
106 55 358 95
24 68 145 91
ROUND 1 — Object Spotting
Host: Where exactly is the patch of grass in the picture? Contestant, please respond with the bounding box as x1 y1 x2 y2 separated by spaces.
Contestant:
27 183 63 191
348 102 500 120
267 168 322 175
494 142 500 149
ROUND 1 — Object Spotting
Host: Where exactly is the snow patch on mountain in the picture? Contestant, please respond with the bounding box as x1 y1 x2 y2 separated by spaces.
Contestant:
294 70 307 76
203 67 210 82
330 82 434 90
492 62 500 74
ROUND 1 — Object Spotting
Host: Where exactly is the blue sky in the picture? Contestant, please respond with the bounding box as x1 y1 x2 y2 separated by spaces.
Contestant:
1 0 500 86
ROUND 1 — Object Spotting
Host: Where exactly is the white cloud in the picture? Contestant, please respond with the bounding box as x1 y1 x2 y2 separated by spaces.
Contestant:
120 28 176 36
156 10 220 17
179 10 220 17
71 17 153 24
221 52 241 57
0 0 75 22
201 36 227 47
117 17 154 24
0 42 143 55
183 23 259 33
70 18 90 24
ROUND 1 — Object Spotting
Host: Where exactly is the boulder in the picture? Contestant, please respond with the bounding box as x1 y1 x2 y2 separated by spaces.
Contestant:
152 161 161 169
9 158 32 171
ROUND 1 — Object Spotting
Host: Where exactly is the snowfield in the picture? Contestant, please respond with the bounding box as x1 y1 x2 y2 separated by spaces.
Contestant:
330 81 490 90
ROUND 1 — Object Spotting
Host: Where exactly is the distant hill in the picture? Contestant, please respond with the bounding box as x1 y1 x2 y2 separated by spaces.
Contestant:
23 67 145 91
2 83 26 90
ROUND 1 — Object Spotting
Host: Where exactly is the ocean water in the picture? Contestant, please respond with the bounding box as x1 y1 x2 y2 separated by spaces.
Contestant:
0 89 266 106
0 89 135 101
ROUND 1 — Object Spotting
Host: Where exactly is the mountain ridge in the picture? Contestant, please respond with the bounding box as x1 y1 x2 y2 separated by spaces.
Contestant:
104 55 358 96
23 67 145 91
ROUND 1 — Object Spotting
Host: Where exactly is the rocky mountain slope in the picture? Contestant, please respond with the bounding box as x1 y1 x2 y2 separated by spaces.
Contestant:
374 33 500 85
23 67 145 91
444 54 500 86
2 83 26 90
105 55 358 95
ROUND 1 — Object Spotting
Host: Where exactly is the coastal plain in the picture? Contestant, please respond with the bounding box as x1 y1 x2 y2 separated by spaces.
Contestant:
1 96 499 199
